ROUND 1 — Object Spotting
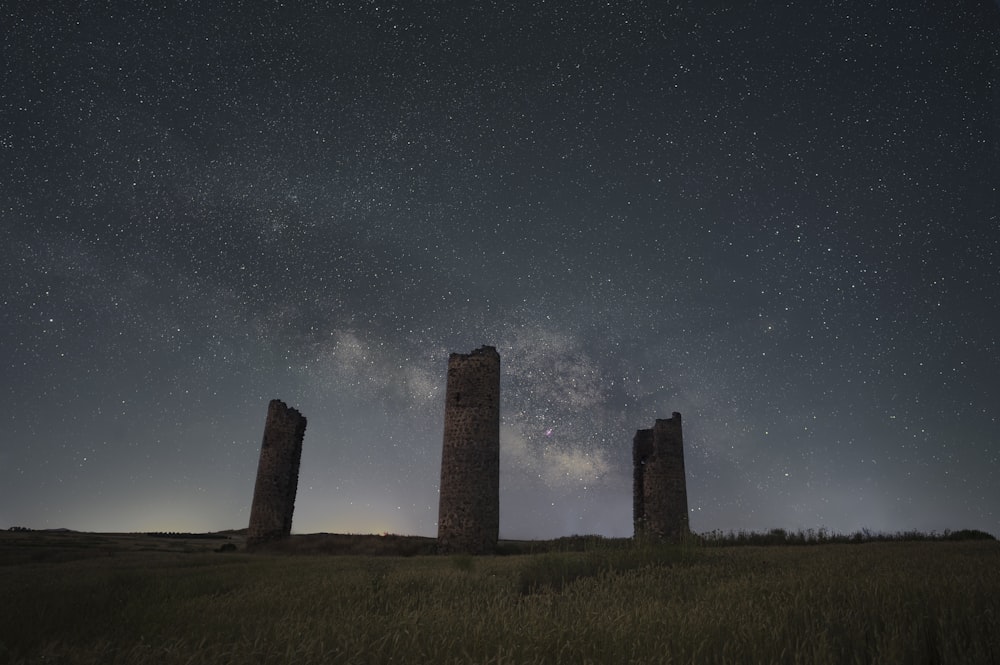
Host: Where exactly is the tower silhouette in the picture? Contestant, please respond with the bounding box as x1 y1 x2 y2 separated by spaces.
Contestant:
437 346 500 554
633 412 689 541
247 399 307 548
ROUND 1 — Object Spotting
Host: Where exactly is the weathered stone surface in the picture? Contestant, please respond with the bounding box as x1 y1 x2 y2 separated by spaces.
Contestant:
633 412 689 542
437 346 500 554
247 399 307 548
632 428 655 532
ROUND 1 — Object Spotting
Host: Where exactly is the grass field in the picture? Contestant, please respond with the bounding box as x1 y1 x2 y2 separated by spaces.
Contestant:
0 531 997 664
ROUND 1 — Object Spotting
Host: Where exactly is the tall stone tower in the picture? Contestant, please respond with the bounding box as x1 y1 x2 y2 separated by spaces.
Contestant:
633 412 689 542
437 346 501 554
247 399 307 548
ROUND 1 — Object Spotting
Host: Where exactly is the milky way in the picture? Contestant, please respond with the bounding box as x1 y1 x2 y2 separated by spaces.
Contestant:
3 2 998 538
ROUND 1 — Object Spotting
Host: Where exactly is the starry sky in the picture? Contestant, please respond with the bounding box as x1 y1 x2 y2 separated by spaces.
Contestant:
3 1 999 539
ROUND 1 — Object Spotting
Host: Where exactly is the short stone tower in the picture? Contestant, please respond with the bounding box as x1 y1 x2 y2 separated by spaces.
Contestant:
247 399 307 548
633 412 689 542
437 346 501 554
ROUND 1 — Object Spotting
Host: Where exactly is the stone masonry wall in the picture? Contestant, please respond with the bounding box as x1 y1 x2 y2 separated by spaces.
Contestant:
437 346 500 554
633 412 689 542
632 428 654 533
247 399 307 548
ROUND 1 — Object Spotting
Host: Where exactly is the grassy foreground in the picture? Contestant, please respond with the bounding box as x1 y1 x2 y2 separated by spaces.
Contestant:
0 533 998 664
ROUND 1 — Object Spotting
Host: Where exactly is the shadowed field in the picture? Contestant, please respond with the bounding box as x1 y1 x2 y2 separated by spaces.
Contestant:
1 531 998 664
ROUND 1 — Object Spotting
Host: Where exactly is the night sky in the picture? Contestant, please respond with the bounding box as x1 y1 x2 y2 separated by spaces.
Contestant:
3 1 999 539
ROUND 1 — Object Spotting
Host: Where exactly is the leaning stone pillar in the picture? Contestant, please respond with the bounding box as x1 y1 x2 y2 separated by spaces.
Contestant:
247 399 307 548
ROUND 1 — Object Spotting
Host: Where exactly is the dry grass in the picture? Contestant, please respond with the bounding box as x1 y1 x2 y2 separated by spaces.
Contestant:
0 532 997 664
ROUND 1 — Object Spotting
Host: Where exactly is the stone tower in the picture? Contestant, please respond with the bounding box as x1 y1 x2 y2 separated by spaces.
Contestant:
633 412 689 542
437 346 501 554
247 399 307 548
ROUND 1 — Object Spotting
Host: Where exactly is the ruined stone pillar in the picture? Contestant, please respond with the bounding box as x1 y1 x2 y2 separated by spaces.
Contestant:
247 399 307 548
437 346 500 554
633 412 689 542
